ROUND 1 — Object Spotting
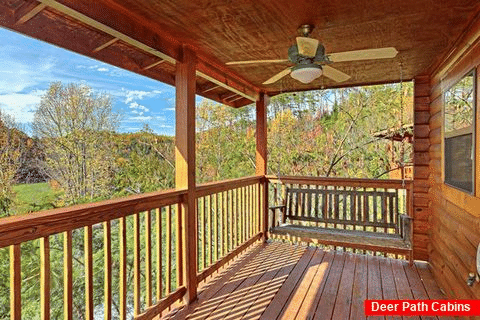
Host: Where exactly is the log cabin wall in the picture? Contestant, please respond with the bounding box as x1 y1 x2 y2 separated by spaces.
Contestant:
426 18 480 299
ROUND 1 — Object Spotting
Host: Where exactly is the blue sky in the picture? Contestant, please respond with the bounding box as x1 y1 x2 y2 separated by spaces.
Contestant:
0 27 181 136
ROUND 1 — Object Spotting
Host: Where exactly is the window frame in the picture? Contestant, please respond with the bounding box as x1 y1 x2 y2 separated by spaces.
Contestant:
443 68 477 194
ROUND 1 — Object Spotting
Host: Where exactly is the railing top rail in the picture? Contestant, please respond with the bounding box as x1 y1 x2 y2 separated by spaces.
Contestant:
196 175 262 198
0 188 186 247
266 175 413 189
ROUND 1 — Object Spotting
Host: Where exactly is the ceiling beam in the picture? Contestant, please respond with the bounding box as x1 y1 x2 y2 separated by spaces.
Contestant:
199 84 220 93
196 71 255 102
15 2 46 25
38 0 176 64
20 0 259 106
143 60 165 71
93 37 119 53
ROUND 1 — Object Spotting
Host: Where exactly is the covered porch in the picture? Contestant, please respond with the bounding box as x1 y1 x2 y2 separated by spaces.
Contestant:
165 242 447 320
1 0 480 319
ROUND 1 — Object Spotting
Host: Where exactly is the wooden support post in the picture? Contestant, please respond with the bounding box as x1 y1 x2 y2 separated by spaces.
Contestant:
412 75 431 261
256 93 269 241
175 45 197 304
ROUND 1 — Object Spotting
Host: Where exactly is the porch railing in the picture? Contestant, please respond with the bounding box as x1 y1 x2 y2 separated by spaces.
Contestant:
195 176 263 283
0 175 412 319
0 176 264 320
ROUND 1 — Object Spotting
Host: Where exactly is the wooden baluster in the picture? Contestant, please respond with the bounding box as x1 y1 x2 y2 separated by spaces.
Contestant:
373 188 378 233
255 183 259 234
306 188 312 220
363 189 368 233
389 192 395 233
134 213 141 315
221 191 225 257
202 198 207 270
239 188 243 243
253 184 257 234
294 187 299 219
156 208 163 301
242 187 246 243
234 188 238 248
246 185 253 239
352 189 357 230
334 186 340 229
119 217 127 320
145 211 152 307
244 186 248 240
219 192 223 258
208 195 213 265
224 191 228 253
10 244 21 320
381 190 387 233
166 206 172 294
314 185 319 226
84 226 94 320
229 189 234 251
342 187 347 229
213 193 218 262
40 237 50 320
64 231 73 320
104 221 112 320
198 199 203 272
176 204 183 288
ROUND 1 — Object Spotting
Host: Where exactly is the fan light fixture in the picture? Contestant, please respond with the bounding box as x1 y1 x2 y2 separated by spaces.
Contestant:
290 64 322 84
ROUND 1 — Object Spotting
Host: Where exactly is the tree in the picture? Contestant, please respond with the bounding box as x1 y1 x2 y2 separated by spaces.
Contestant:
0 109 21 216
267 83 413 178
32 82 120 204
196 100 256 183
114 125 176 194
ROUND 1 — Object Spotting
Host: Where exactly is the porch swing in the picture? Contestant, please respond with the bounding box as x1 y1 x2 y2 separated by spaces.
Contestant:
268 70 413 262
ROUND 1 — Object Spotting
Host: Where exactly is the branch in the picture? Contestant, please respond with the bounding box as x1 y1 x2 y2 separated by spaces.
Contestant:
138 140 175 169
374 165 408 179
326 98 367 177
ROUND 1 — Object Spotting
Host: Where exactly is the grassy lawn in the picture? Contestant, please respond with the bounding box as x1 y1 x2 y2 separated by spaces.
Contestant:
12 182 62 214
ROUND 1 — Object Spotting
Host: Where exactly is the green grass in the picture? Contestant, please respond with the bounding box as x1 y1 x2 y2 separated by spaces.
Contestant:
12 182 62 214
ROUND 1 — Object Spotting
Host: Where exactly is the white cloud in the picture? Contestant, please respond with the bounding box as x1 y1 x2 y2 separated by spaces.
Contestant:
164 107 175 111
97 67 109 72
0 90 46 123
0 48 56 94
128 102 149 112
123 89 163 104
125 90 149 104
128 116 153 122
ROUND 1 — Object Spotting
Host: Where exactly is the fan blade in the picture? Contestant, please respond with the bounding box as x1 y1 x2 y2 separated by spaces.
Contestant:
329 47 398 62
296 37 319 58
263 67 292 85
226 59 289 65
322 65 351 82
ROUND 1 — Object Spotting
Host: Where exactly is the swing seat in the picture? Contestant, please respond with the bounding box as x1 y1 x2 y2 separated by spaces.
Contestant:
268 187 413 262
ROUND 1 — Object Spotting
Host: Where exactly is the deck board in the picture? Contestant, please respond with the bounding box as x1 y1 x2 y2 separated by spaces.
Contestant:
166 242 447 320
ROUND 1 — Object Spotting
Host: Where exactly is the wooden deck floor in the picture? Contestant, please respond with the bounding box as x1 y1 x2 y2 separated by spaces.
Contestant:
165 242 449 320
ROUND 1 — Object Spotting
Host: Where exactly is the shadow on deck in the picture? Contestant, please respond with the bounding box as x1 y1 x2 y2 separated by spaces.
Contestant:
163 241 448 320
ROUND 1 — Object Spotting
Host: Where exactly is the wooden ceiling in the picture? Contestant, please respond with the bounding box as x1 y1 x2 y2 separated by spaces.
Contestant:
1 0 479 107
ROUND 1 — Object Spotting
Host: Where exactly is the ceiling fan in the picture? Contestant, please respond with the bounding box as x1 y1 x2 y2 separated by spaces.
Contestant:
226 25 398 85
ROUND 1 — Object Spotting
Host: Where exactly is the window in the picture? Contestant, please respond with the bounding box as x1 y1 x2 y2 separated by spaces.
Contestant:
444 70 476 193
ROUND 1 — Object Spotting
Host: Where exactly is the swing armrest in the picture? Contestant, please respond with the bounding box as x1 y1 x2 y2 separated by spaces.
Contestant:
269 205 286 230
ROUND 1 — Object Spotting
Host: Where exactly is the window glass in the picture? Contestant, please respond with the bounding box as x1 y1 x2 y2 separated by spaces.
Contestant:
444 71 475 193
